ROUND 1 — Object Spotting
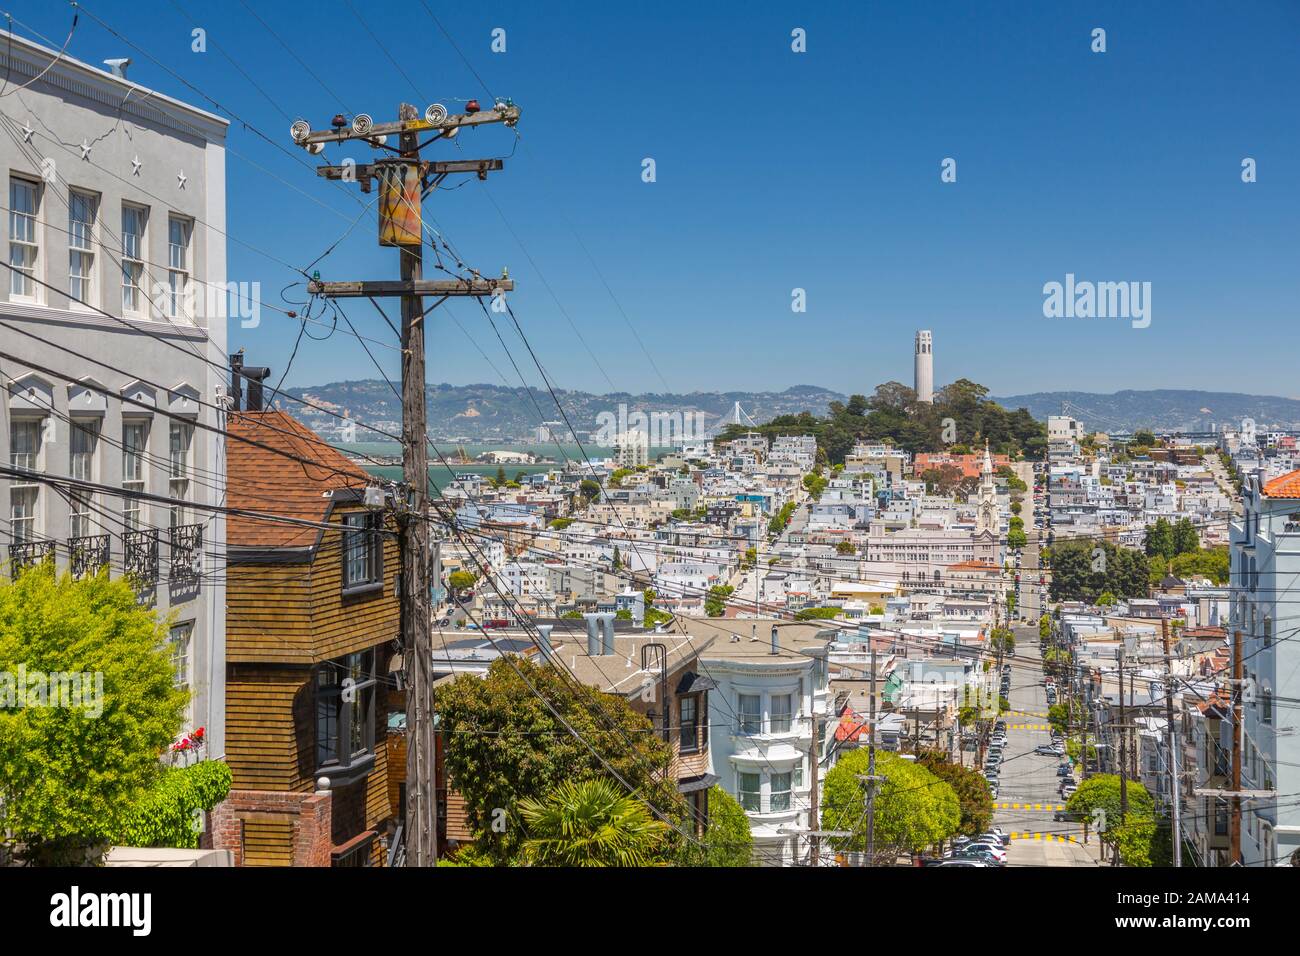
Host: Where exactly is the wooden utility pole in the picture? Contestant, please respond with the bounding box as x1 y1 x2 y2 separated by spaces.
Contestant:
1117 646 1128 855
1230 628 1243 865
293 100 520 866
807 716 820 866
1162 616 1181 867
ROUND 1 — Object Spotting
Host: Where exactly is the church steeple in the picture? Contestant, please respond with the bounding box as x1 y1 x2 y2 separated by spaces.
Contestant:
976 440 997 535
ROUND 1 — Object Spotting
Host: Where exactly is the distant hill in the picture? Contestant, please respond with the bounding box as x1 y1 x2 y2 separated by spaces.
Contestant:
283 380 1300 441
283 381 849 441
990 389 1300 432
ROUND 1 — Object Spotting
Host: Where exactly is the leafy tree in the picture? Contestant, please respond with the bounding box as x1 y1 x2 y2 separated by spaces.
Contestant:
1039 614 1051 641
794 607 842 621
821 750 960 862
518 778 670 867
1097 590 1117 607
495 465 507 487
1049 539 1149 603
678 786 753 867
113 760 232 850
704 585 734 617
1131 430 1157 447
990 627 1016 656
561 609 584 619
917 752 994 837
1065 773 1162 865
835 540 856 555
579 479 601 501
1144 518 1175 560
0 566 188 864
1010 500 1022 516
1006 528 1027 550
1172 517 1199 556
612 545 622 570
769 501 797 534
448 569 478 592
614 609 633 621
549 517 574 530
434 657 686 863
741 547 756 569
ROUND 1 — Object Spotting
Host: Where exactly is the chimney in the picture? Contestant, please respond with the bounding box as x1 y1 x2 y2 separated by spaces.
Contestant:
536 624 554 660
584 613 602 656
230 352 271 412
770 624 780 655
584 612 616 656
103 57 131 80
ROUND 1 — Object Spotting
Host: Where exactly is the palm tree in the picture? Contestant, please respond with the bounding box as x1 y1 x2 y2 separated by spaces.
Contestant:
517 778 669 867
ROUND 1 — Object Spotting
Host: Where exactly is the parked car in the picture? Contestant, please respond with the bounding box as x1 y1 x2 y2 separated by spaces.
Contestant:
1061 784 1078 800
1057 764 1073 777
1034 743 1062 756
957 845 1006 866
938 859 989 867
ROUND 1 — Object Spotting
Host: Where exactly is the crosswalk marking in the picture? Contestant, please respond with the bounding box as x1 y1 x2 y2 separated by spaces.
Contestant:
994 803 1065 810
1008 832 1079 843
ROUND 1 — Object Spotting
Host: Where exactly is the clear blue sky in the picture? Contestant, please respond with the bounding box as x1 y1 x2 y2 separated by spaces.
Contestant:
17 1 1300 399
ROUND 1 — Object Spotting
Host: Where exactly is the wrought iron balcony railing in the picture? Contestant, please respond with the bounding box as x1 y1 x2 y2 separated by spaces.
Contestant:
7 538 55 575
68 534 111 578
169 523 203 585
122 529 159 586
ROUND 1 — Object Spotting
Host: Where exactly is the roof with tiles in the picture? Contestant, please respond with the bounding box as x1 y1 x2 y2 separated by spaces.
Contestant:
225 411 370 550
1262 469 1300 498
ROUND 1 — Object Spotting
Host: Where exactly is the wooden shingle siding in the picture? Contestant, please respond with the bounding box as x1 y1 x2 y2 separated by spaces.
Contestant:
226 666 313 791
242 819 294 866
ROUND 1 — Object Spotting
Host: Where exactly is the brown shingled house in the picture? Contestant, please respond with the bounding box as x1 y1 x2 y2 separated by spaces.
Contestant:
211 405 402 866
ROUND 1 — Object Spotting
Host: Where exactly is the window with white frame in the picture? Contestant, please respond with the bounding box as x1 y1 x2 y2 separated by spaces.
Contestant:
122 420 148 529
770 771 792 812
167 215 191 320
9 419 42 541
121 204 146 315
9 177 40 299
68 190 97 307
738 693 761 735
737 772 760 813
68 418 99 538
168 421 192 528
169 621 193 724
770 692 794 733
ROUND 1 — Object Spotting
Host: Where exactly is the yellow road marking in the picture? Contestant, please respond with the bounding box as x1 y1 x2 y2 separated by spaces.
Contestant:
994 803 1065 810
1008 832 1079 843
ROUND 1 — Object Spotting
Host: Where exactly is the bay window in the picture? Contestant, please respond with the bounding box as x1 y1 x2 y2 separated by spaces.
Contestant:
738 772 760 812
316 649 377 780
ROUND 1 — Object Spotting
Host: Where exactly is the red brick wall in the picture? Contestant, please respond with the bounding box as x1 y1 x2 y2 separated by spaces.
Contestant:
210 789 333 867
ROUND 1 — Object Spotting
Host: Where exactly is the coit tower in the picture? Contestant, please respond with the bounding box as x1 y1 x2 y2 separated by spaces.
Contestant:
914 330 934 404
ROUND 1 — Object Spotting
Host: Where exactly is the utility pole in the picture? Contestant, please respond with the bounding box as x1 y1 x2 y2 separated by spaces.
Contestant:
293 100 520 867
1117 645 1129 861
808 715 820 867
866 645 878 865
1231 628 1243 866
1162 616 1181 867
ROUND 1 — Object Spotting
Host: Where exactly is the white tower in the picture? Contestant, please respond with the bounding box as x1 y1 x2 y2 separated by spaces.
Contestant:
914 330 934 404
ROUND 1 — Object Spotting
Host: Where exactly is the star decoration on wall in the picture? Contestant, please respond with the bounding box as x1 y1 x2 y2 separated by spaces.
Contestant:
79 140 92 160
177 169 187 189
20 122 34 143
131 156 142 176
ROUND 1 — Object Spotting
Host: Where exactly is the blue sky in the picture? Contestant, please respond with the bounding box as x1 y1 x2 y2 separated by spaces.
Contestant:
17 1 1300 399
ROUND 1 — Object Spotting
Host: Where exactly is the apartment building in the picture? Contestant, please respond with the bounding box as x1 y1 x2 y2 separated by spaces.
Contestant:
0 35 229 756
1230 468 1300 865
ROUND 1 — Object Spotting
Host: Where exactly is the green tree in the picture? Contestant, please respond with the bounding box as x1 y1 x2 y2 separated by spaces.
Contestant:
612 545 622 570
678 786 753 867
518 778 670 867
1144 518 1175 560
1039 614 1051 641
835 540 856 555
495 465 507 487
1066 773 1159 866
0 566 188 865
821 750 960 863
448 569 478 592
1010 500 1022 516
1007 528 1028 550
794 607 842 621
113 760 232 850
704 585 734 617
579 479 601 502
1172 518 1199 556
917 752 994 838
434 657 686 862
549 517 575 530
1097 590 1117 607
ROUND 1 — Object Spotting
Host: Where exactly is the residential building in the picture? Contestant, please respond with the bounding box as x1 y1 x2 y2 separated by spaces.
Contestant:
0 34 229 759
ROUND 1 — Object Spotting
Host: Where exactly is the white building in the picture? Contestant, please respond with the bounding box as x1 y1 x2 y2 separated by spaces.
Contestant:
681 619 832 867
0 35 229 756
614 429 649 469
914 330 934 404
1231 468 1300 865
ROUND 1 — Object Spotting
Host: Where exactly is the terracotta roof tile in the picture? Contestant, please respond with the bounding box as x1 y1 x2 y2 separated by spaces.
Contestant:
1262 469 1300 498
226 411 370 549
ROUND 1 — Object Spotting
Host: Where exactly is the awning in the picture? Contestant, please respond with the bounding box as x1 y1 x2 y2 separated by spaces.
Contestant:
676 773 719 794
676 671 719 694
